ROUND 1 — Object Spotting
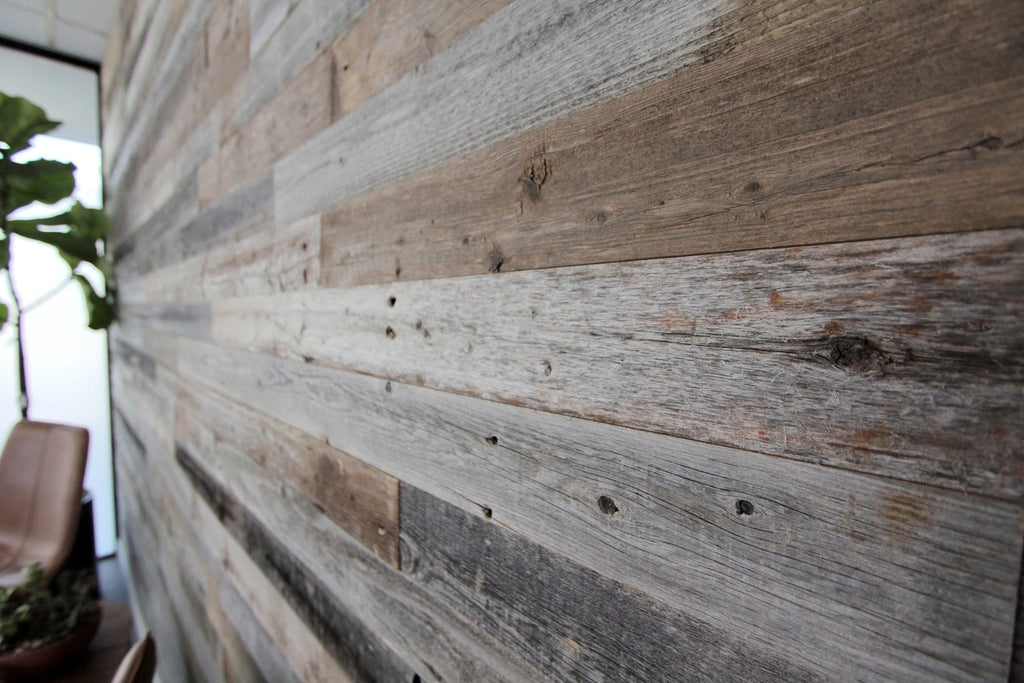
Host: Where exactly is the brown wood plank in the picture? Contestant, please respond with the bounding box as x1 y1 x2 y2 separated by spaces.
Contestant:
215 228 1024 499
199 0 511 210
320 0 1024 286
171 336 1024 679
198 51 332 209
175 377 401 569
274 0 744 225
329 0 513 122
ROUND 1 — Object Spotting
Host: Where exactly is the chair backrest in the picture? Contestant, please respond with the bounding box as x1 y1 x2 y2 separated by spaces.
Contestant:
111 631 156 683
0 420 89 586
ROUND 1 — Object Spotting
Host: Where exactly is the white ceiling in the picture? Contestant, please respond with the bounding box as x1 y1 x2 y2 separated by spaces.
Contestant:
0 0 117 65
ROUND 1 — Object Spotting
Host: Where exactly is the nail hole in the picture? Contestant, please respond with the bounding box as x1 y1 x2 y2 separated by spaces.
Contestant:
384 381 392 393
388 296 396 307
482 507 492 519
485 436 498 446
412 676 421 683
745 181 762 193
385 326 396 339
735 499 755 515
597 495 618 515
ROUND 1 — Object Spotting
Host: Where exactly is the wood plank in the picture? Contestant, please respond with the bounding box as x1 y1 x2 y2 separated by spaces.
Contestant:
119 302 211 341
273 0 741 225
198 52 331 209
174 433 546 682
191 494 356 683
117 170 273 278
111 173 197 266
320 2 1024 286
215 228 1024 498
145 214 320 303
172 336 1024 680
329 0 513 122
401 485 824 682
249 0 299 58
221 0 372 140
199 0 512 209
176 442 543 682
176 377 402 568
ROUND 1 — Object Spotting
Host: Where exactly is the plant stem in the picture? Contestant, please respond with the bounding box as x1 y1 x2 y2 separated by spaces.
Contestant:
0 176 28 418
4 267 27 419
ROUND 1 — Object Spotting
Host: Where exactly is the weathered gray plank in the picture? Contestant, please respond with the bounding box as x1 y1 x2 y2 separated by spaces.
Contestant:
120 302 211 341
273 0 739 224
174 441 542 682
144 214 320 303
319 1 1024 286
401 485 823 682
117 171 273 277
172 336 1023 680
214 228 1024 499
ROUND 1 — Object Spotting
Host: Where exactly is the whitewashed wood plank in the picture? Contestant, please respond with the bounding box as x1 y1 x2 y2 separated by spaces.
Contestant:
172 336 1023 680
273 0 739 225
213 229 1024 499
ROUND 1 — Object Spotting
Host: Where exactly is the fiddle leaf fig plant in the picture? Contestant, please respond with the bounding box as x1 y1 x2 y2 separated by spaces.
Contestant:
0 91 116 417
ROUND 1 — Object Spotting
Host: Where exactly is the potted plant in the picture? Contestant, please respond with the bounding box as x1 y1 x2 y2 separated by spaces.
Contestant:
0 90 116 418
0 563 100 679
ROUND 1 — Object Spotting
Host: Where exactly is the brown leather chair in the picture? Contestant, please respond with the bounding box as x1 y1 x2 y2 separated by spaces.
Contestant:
0 420 89 587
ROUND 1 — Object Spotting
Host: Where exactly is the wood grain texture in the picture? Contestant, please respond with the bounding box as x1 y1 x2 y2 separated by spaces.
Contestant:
221 0 372 140
176 378 401 568
273 0 738 224
320 1 1024 286
117 170 273 278
401 485 824 682
329 0 513 122
145 214 320 303
171 336 1024 680
175 441 543 682
198 52 331 209
215 229 1024 498
191 494 356 683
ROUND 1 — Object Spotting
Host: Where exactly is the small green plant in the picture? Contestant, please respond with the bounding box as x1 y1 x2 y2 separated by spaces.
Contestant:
0 563 98 656
0 91 116 417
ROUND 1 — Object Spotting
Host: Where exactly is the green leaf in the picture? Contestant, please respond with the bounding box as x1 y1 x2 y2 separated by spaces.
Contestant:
0 235 8 270
0 92 60 156
6 221 99 262
73 274 115 330
0 302 7 331
65 202 110 240
0 158 76 213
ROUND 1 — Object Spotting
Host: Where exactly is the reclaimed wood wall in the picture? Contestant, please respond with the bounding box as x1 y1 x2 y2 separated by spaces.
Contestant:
101 0 1024 680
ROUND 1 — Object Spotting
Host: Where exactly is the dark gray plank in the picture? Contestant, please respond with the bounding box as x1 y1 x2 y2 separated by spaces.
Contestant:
402 484 824 682
175 443 417 683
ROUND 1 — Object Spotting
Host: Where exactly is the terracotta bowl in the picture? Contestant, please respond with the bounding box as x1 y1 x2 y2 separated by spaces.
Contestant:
0 611 100 681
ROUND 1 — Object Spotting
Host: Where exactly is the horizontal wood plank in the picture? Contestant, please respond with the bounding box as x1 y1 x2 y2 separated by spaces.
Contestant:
274 0 739 225
320 1 1024 286
401 485 824 682
214 229 1024 498
144 214 320 303
176 378 402 568
170 336 1024 679
174 440 543 682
